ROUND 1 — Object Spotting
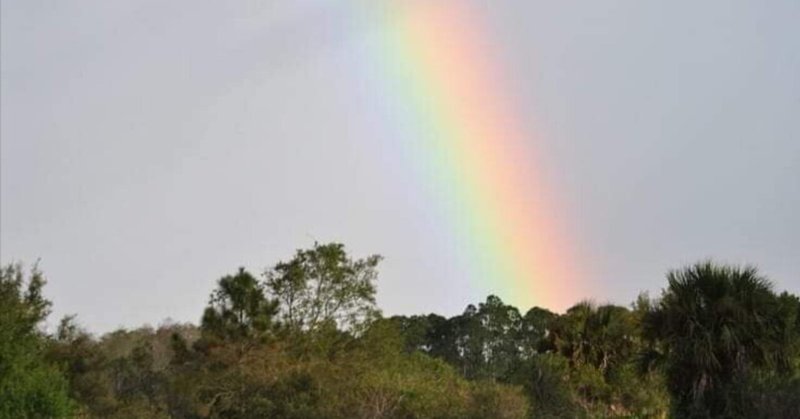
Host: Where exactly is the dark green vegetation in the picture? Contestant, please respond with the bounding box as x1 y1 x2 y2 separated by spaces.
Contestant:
2 244 799 418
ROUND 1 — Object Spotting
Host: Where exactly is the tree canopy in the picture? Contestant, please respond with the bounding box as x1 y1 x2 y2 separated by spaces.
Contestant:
0 264 74 418
2 250 799 418
641 262 800 417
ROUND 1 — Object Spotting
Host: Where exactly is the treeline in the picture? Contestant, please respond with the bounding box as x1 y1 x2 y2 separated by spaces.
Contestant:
1 243 799 418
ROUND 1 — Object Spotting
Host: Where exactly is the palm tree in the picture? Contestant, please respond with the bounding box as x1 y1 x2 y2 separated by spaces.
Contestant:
546 301 636 375
641 261 793 417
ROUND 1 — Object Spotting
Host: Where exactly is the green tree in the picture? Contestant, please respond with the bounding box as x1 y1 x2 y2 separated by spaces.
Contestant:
49 319 200 417
178 268 281 417
201 268 278 343
48 316 116 416
429 297 525 381
542 301 667 416
265 242 381 333
476 295 524 380
0 263 74 418
320 319 529 419
519 306 556 358
545 302 637 375
641 262 795 417
509 353 580 419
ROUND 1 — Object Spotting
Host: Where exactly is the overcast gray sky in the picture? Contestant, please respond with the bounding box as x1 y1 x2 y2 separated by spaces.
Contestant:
2 0 798 333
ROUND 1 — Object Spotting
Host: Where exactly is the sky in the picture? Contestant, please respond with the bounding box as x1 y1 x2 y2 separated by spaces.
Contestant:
2 0 799 333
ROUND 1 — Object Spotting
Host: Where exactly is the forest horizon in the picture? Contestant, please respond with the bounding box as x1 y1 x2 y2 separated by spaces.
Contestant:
3 242 799 418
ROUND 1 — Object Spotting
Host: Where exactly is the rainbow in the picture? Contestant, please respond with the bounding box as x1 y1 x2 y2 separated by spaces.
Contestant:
352 1 582 311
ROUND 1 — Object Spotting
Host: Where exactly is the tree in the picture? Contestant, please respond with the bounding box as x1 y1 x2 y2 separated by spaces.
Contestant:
545 302 636 375
540 301 667 416
318 319 529 419
265 242 381 333
519 306 556 358
49 318 201 417
425 297 524 380
184 269 281 417
477 296 524 379
641 261 795 417
0 263 74 417
48 316 116 416
509 353 580 419
201 268 278 343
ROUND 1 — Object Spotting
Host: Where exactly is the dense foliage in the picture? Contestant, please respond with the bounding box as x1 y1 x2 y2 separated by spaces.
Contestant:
0 264 74 417
1 245 798 418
